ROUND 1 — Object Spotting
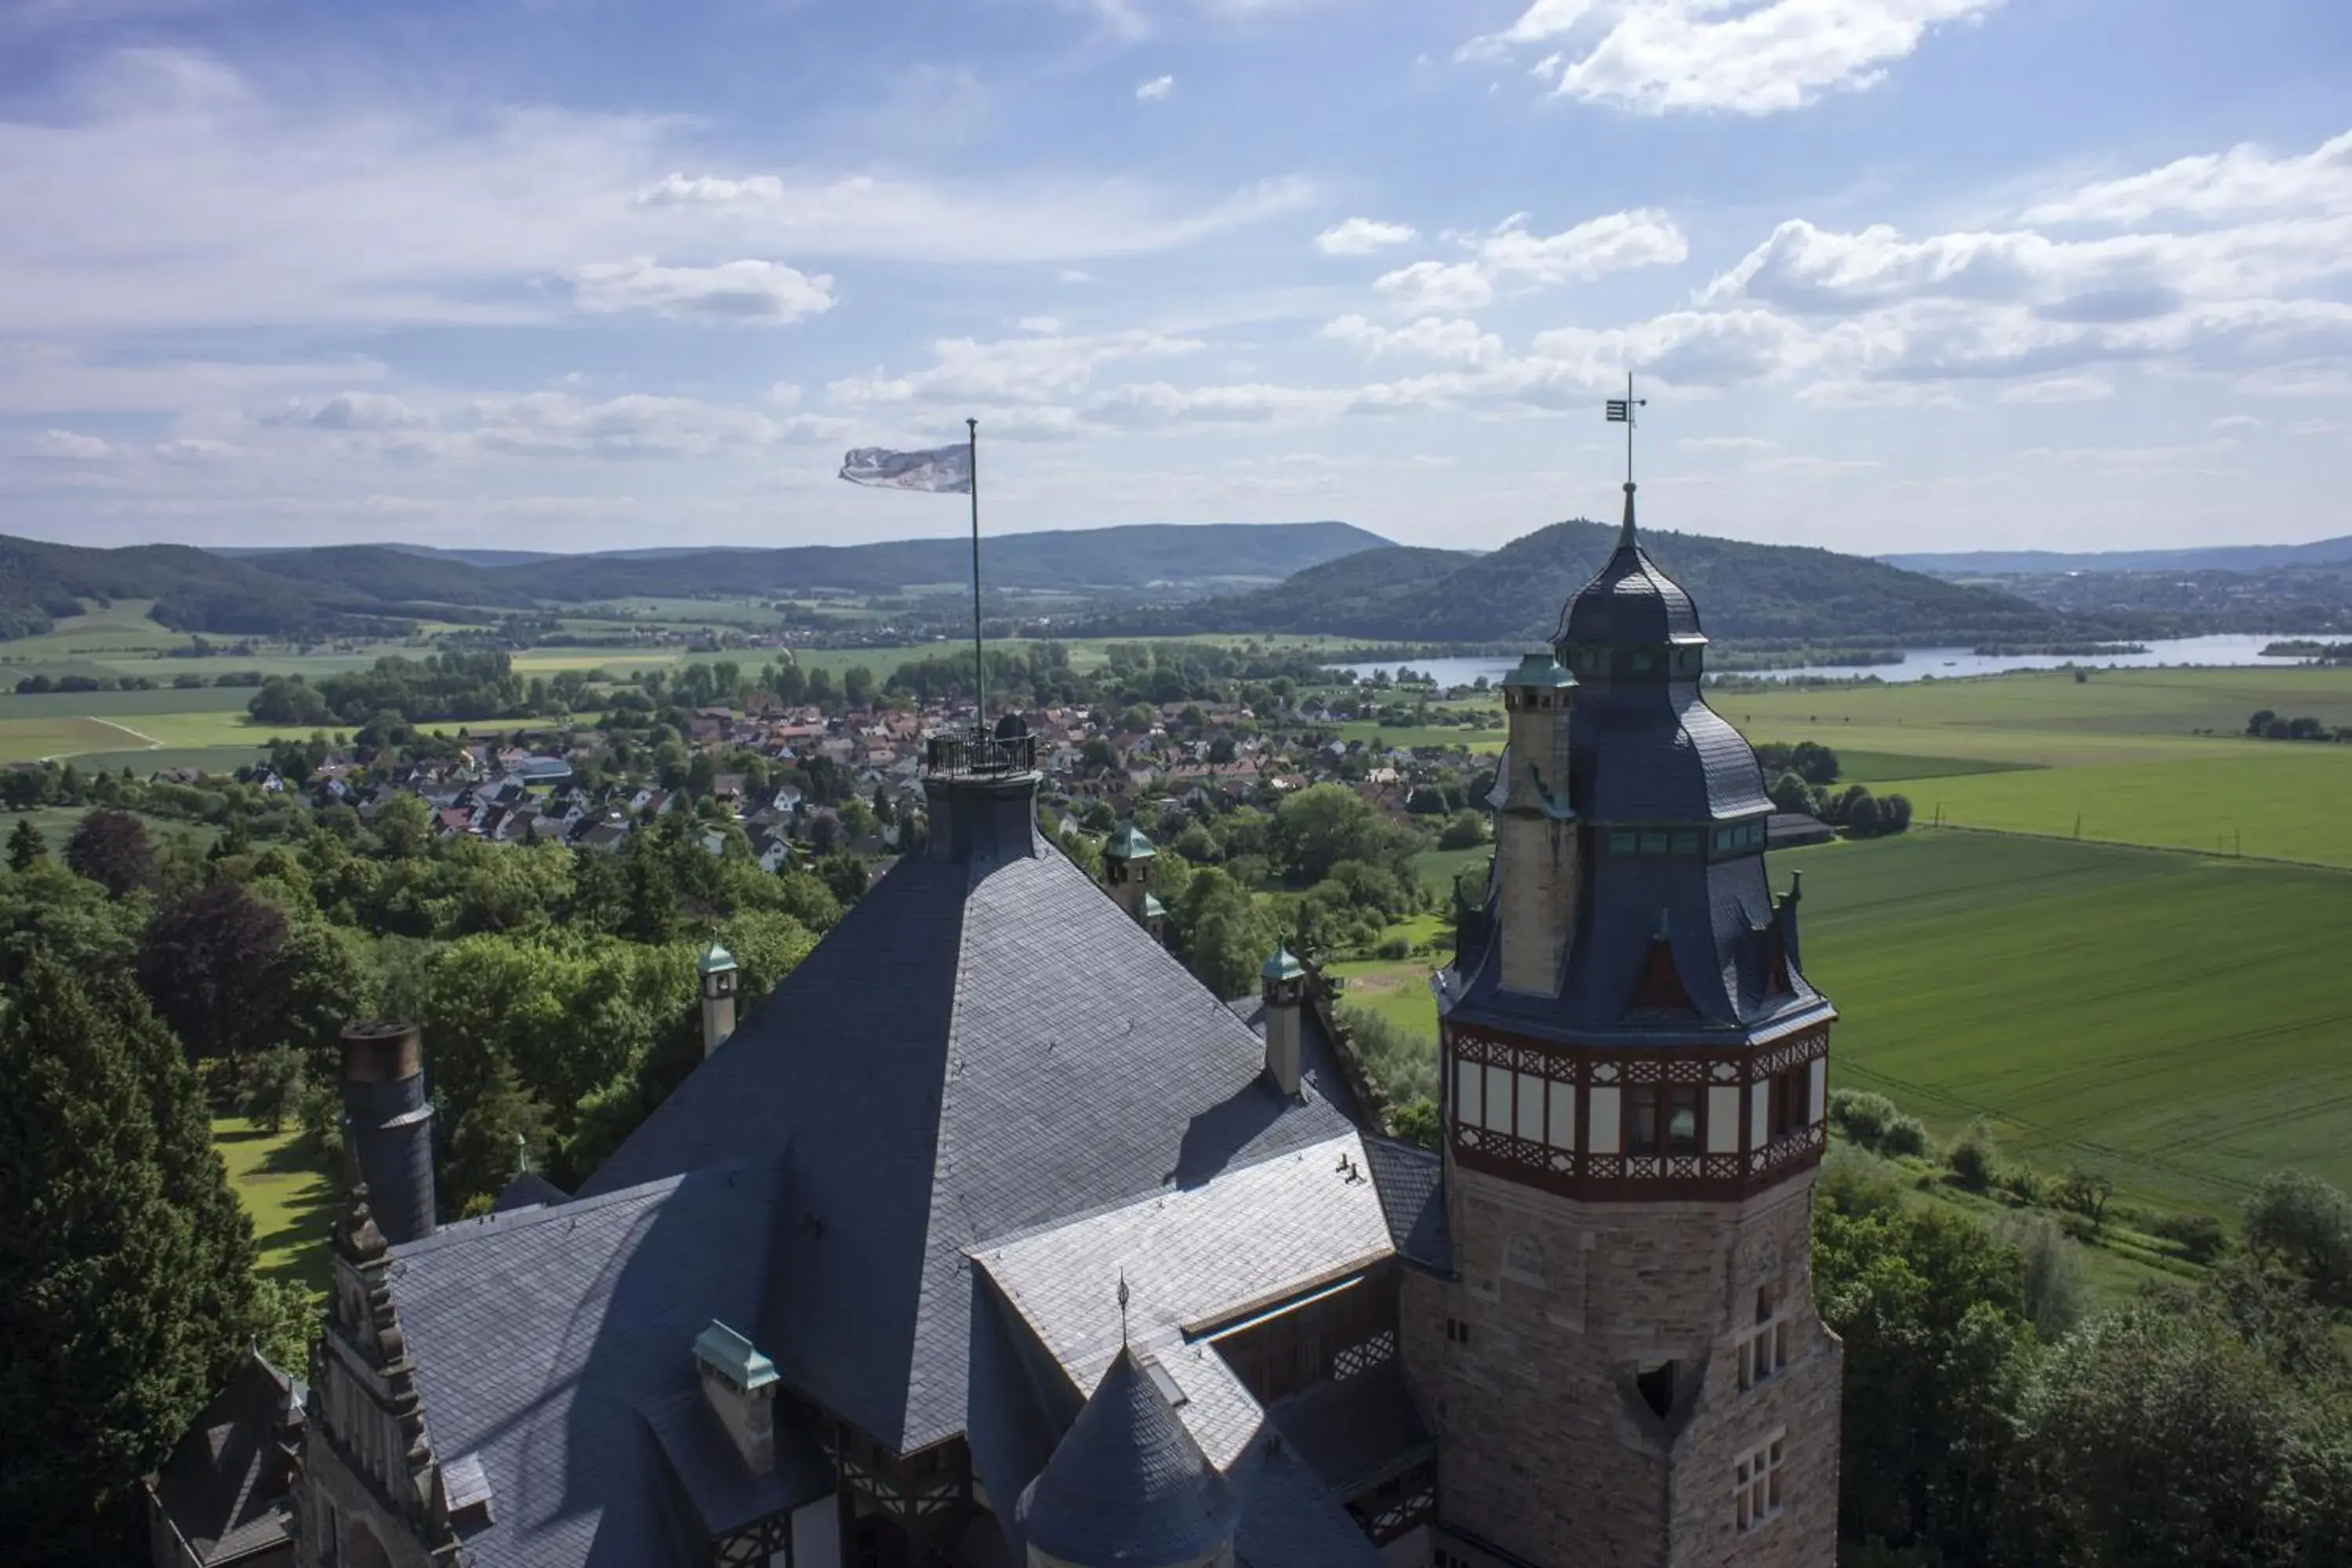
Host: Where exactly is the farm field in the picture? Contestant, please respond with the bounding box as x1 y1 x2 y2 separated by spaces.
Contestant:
1793 830 2352 1213
1882 749 2352 868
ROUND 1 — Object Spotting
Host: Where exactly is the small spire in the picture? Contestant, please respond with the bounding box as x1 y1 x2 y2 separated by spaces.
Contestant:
1116 1272 1131 1345
1619 480 1639 551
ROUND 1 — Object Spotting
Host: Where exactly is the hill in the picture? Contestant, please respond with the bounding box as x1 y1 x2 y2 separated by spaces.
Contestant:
484 520 1390 599
0 521 1392 643
1112 520 2064 646
0 535 417 641
1888 535 2352 575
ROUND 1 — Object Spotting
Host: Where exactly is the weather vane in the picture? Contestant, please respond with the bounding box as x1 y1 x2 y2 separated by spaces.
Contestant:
1605 373 1646 488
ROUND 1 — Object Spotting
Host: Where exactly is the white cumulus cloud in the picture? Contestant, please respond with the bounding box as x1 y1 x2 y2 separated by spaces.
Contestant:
1375 209 1686 311
1136 74 1174 100
1316 217 1418 256
571 258 837 323
2027 129 2352 225
1466 0 2004 116
29 427 113 458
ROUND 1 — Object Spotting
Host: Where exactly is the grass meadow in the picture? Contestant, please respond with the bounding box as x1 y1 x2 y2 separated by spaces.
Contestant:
212 1116 336 1290
1793 831 2352 1212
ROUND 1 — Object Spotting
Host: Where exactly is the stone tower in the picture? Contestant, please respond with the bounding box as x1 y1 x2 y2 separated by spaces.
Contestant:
338 1022 436 1247
1410 482 1842 1568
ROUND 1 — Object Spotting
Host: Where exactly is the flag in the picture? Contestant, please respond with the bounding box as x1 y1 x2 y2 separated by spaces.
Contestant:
839 444 973 494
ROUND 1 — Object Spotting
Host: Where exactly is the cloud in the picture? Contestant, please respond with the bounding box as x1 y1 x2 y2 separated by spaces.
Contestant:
1316 217 1418 256
1320 314 1504 364
28 428 113 459
1679 434 1777 451
1465 0 2004 116
828 328 1203 410
260 391 431 431
2027 129 2352 225
571 257 836 322
0 49 1315 335
1701 216 2352 317
1136 74 1175 100
1998 374 2114 403
152 437 243 461
1375 209 1686 310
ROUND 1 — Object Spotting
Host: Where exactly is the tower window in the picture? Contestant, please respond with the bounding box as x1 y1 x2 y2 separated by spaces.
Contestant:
1624 1086 1701 1156
1639 831 1668 855
1739 1290 1791 1392
1636 1359 1677 1419
1735 1432 1787 1530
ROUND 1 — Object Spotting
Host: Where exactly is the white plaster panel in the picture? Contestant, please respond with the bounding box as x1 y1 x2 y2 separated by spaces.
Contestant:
1485 1065 1514 1134
1588 1084 1620 1152
1809 1057 1827 1122
1751 1081 1769 1149
1708 1085 1740 1154
1547 1080 1576 1150
1515 1073 1545 1143
1457 1058 1481 1127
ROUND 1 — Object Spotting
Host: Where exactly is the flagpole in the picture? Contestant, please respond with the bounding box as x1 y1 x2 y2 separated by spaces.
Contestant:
967 417 984 730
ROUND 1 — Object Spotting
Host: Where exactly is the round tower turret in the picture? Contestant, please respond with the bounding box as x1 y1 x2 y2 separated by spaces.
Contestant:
1017 1346 1236 1568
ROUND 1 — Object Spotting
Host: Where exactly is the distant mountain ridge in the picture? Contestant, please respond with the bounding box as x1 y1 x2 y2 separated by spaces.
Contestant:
0 521 1392 642
1886 535 2352 575
1098 520 2067 647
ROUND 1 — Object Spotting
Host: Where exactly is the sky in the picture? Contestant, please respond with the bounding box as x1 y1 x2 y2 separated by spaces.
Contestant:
2 0 2348 557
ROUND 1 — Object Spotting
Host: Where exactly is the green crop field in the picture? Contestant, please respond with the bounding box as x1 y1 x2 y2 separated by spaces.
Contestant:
0 686 258 718
1795 831 2352 1212
1829 750 2042 783
1885 749 2352 868
0 714 150 763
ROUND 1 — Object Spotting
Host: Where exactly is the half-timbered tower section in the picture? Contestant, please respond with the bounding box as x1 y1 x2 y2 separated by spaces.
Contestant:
1412 482 1843 1568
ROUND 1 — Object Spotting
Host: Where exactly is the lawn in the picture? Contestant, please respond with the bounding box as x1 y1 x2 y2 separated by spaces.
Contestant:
1412 844 1492 900
1793 831 2352 1213
212 1115 337 1290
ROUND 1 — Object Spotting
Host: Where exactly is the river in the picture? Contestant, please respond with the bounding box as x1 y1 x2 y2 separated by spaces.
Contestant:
1339 634 2313 689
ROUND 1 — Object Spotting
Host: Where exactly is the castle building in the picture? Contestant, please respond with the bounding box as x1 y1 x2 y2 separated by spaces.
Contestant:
256 505 1839 1568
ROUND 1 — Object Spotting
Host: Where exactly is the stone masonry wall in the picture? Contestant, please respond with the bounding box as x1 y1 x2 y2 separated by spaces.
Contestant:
1399 1165 1841 1567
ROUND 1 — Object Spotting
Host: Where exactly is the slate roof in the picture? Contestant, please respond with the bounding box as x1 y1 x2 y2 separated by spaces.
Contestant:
1454 481 1833 1047
1361 1136 1450 1274
387 1162 788 1568
1554 485 1704 648
148 1349 300 1566
1015 1347 1239 1567
582 772 1359 1455
1268 1359 1435 1497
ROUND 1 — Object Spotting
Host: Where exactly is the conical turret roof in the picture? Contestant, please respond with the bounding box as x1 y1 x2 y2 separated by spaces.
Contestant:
1017 1346 1237 1566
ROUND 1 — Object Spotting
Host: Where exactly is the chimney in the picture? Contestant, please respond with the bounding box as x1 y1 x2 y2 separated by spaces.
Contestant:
1261 946 1307 1099
698 942 739 1058
337 1022 436 1245
693 1321 778 1473
1495 652 1579 996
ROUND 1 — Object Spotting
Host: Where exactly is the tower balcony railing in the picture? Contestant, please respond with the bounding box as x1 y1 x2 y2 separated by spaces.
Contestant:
923 727 1037 779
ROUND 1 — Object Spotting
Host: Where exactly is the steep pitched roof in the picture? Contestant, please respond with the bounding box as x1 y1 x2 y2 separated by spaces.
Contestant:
1016 1347 1238 1567
148 1349 302 1566
582 780 1359 1454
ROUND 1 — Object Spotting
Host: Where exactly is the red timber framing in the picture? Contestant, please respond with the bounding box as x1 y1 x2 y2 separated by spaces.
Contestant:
1445 1022 1831 1202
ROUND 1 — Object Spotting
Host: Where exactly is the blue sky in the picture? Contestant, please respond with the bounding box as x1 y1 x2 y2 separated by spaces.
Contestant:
2 0 2347 555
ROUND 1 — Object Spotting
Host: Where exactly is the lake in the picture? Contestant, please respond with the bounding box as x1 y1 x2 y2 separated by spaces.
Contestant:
1341 635 2313 689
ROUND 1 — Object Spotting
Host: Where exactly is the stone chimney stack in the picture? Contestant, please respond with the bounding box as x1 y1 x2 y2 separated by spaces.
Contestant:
337 1022 437 1246
1495 652 1579 996
1261 946 1307 1099
693 1322 778 1473
698 942 739 1058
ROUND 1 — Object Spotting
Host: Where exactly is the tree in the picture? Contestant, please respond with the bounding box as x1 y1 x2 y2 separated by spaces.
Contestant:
2244 1169 2352 1308
816 851 869 908
0 960 260 1565
443 1055 554 1216
139 882 289 1063
1272 783 1421 885
1438 810 1488 850
65 807 158 897
1769 770 1813 815
7 815 45 871
2011 1300 2310 1567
